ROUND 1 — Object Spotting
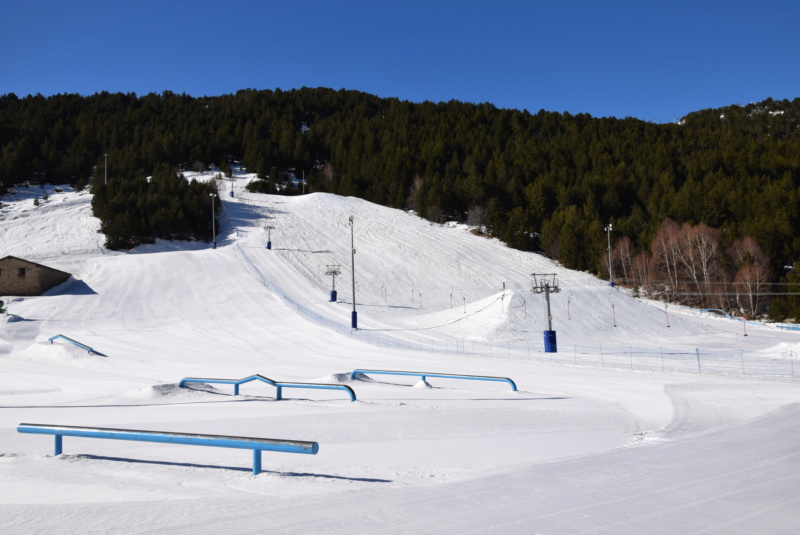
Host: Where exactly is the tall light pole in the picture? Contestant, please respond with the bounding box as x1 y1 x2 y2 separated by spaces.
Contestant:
349 216 357 329
604 223 614 286
210 193 217 249
103 153 108 185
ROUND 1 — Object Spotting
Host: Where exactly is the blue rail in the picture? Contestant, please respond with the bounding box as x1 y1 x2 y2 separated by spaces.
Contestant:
179 374 356 402
350 369 517 391
17 423 318 475
48 334 94 354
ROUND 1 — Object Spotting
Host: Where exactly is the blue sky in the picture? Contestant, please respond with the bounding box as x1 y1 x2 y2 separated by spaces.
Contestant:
2 0 798 122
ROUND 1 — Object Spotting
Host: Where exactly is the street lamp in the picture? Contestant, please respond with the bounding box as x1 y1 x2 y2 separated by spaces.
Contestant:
349 216 357 329
604 223 613 286
210 193 218 249
103 153 108 185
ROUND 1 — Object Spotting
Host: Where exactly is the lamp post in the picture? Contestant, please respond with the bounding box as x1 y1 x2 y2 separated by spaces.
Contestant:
604 223 613 286
349 216 357 329
103 153 108 185
210 193 217 249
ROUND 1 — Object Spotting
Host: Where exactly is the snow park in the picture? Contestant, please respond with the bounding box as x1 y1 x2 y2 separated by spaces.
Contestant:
2 172 799 534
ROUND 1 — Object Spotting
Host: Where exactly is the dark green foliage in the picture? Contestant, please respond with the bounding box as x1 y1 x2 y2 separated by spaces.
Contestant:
90 165 218 249
769 264 800 322
246 178 273 194
1 90 800 275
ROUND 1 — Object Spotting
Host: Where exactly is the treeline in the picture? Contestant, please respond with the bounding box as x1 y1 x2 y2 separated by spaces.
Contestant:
90 163 218 249
1 88 800 316
607 219 772 315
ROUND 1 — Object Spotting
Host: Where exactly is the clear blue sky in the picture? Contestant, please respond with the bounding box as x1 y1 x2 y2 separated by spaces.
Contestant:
2 0 798 123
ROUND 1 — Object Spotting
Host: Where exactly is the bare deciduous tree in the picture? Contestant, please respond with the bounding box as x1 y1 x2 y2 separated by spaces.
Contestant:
649 219 682 299
467 204 487 232
322 162 335 187
632 251 653 295
612 236 634 285
675 223 723 307
406 173 423 211
729 237 771 317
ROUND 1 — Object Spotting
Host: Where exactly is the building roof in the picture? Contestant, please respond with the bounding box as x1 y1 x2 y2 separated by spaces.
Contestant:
0 255 72 277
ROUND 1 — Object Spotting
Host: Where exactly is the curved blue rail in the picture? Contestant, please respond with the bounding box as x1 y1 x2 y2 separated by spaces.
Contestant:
48 334 94 354
17 422 318 475
350 369 517 391
179 374 356 402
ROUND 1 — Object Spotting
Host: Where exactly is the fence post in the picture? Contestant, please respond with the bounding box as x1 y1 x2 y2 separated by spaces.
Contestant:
253 450 262 475
696 349 702 374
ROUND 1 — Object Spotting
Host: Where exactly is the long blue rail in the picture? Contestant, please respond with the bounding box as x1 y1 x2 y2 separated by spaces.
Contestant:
179 374 356 402
350 369 517 391
17 423 318 475
48 334 94 354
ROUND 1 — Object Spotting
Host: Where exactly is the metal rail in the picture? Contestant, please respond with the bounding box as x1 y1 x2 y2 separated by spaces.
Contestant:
350 369 517 391
179 374 356 402
47 334 94 354
17 423 318 475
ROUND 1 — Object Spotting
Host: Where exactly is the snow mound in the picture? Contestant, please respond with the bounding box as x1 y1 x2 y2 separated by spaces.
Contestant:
18 342 97 367
313 373 353 383
122 383 224 400
350 372 378 382
412 380 433 389
3 314 26 324
400 291 509 340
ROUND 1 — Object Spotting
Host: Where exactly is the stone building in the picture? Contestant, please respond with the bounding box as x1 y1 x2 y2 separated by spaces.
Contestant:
0 256 71 296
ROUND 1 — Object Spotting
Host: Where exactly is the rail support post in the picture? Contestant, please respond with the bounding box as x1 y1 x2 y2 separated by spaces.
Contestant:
233 384 240 396
253 449 262 475
54 434 62 456
276 386 283 400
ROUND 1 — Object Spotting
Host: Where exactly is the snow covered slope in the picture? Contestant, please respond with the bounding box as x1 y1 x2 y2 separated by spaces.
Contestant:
1 179 799 534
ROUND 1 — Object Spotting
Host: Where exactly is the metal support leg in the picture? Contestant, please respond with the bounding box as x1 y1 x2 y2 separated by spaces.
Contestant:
276 386 282 400
253 450 261 475
54 435 62 456
234 384 239 396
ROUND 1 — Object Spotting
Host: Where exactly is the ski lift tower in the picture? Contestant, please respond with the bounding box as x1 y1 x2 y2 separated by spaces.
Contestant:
532 273 561 353
263 223 275 250
326 265 341 302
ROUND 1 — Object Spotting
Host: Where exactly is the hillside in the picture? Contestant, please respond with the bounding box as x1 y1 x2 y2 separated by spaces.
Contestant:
2 90 799 280
2 181 800 532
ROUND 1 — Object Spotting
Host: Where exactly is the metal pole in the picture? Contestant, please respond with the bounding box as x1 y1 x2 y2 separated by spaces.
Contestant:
605 223 613 284
350 216 357 329
210 193 217 249
103 153 108 185
544 283 553 331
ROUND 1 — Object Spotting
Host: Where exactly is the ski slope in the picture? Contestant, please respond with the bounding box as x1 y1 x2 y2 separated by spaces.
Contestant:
1 177 799 534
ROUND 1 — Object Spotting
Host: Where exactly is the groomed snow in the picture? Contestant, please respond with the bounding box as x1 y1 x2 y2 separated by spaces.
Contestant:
1 176 799 534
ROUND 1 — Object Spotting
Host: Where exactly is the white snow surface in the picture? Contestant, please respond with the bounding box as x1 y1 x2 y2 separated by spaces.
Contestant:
1 178 799 534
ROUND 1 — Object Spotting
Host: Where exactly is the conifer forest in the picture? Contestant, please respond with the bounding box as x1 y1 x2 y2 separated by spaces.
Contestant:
1 88 799 319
